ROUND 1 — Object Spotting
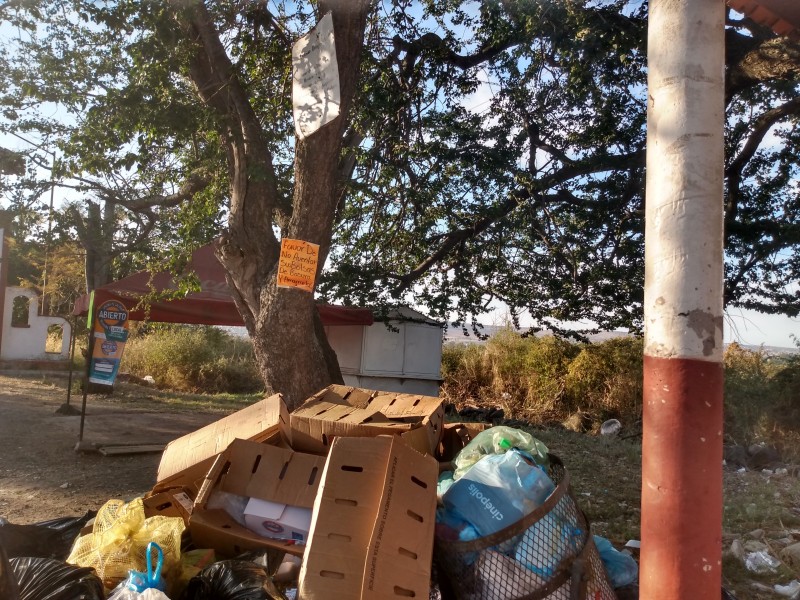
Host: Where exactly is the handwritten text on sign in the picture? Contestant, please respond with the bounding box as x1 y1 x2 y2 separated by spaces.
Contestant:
277 239 320 292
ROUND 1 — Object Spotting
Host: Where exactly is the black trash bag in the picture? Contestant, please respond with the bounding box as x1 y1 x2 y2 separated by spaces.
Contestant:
232 549 284 577
180 559 285 600
9 557 103 600
235 549 300 586
0 510 95 559
0 543 20 600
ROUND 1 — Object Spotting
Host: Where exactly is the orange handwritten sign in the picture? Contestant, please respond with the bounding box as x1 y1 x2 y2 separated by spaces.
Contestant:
277 238 320 292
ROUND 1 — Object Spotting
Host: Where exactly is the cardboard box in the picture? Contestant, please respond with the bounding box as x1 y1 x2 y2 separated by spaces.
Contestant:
243 498 312 542
143 488 195 522
437 421 490 464
189 438 326 558
290 385 444 456
154 393 290 491
298 435 438 600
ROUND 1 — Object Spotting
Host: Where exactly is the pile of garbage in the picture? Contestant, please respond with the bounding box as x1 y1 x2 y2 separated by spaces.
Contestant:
0 384 638 599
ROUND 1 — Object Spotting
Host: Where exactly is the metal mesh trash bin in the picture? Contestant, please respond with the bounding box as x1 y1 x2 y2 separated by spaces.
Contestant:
434 456 617 600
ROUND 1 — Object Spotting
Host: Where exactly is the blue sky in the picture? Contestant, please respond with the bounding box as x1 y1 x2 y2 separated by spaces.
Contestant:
479 304 798 350
724 308 798 349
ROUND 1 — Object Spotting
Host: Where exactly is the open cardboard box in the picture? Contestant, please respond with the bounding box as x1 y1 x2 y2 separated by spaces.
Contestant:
290 385 444 456
142 488 196 522
437 421 491 466
188 437 326 558
298 435 439 600
153 392 290 492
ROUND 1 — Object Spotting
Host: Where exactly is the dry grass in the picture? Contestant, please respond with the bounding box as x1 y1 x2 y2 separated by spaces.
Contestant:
441 334 644 429
17 369 799 599
511 423 800 599
120 324 263 393
439 334 800 599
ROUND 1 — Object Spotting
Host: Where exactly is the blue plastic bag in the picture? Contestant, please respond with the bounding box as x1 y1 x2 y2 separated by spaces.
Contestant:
443 449 555 538
108 542 168 600
593 535 638 588
515 506 583 578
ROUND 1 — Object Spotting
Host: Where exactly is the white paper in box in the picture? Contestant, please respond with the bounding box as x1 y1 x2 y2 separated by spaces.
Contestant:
244 497 312 542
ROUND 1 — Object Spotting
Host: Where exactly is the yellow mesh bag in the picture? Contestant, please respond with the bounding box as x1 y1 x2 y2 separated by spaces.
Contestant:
66 497 184 591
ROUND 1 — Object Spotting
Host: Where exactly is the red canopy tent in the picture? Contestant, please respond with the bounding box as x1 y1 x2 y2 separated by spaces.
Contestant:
71 244 373 327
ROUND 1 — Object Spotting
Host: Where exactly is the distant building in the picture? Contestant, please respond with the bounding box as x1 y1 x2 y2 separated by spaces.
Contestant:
0 228 71 368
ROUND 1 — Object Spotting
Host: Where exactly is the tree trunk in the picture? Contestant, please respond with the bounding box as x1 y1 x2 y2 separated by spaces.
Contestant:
177 1 372 410
78 201 115 292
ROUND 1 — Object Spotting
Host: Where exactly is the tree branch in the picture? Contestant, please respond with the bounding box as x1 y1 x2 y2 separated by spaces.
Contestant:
726 29 800 100
727 96 800 177
60 168 211 213
247 2 292 50
391 149 645 292
173 1 287 236
392 31 523 74
124 169 211 211
334 126 365 223
725 96 800 228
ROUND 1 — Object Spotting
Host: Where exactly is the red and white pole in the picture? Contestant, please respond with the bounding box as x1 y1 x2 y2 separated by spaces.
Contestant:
641 1 725 598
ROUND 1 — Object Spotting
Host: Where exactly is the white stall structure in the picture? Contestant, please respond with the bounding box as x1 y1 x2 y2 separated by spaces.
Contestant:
325 306 443 396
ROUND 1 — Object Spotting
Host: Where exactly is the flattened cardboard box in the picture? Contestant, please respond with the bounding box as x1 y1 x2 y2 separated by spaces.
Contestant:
189 437 325 558
154 393 290 491
290 384 444 456
298 435 438 600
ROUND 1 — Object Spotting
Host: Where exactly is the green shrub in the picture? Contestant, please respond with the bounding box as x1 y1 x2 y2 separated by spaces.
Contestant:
120 325 263 393
520 336 580 420
724 342 800 461
724 343 777 445
442 330 798 453
440 342 493 403
563 337 644 424
484 328 531 405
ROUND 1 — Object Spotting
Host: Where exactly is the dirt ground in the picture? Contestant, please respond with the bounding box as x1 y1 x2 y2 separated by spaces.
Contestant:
3 372 800 599
0 373 221 524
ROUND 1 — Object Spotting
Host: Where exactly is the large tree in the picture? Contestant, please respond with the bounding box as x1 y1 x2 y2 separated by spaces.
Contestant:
322 2 800 335
2 1 799 408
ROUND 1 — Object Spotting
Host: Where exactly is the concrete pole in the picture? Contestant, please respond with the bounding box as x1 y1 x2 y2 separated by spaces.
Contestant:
0 228 7 358
642 1 725 598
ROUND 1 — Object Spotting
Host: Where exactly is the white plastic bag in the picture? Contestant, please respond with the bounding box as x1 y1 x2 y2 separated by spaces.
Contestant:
107 542 170 600
108 585 170 600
